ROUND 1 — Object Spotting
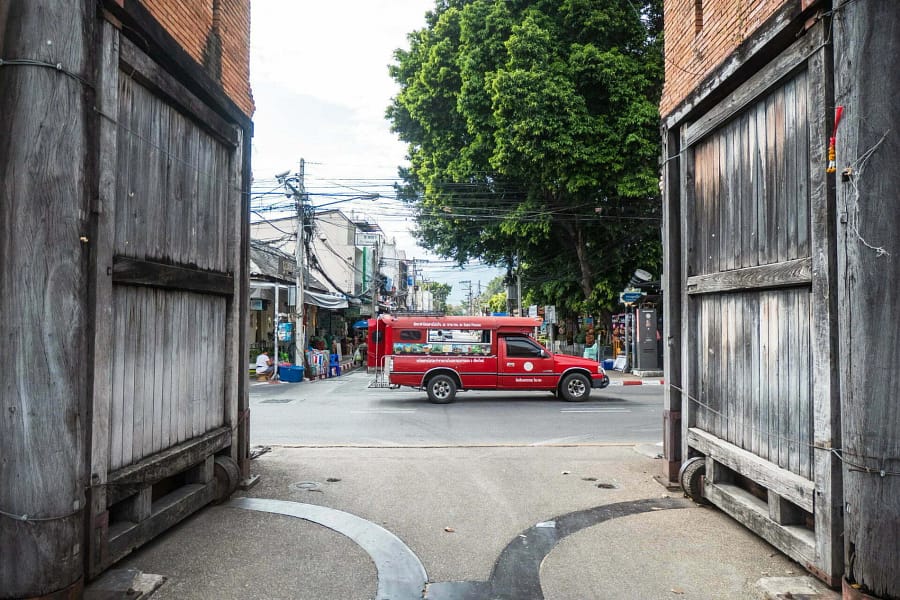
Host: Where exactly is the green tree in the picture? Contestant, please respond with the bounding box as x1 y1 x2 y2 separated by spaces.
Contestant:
388 0 663 315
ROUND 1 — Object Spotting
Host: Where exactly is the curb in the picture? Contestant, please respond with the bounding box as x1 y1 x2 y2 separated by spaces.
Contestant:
607 379 665 386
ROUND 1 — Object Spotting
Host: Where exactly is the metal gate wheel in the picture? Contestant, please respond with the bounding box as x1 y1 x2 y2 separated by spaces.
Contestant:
678 456 711 505
213 455 240 503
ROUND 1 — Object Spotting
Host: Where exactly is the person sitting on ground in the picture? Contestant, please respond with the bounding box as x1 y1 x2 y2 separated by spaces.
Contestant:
255 351 275 381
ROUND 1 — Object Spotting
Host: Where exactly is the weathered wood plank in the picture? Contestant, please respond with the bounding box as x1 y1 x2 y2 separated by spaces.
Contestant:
806 27 843 582
739 112 753 269
730 121 742 272
712 127 731 271
765 94 779 265
151 290 164 454
680 126 696 463
727 294 738 447
113 256 234 295
798 292 811 480
782 290 795 473
711 296 723 438
795 70 810 258
107 426 230 491
88 20 121 579
774 86 788 263
141 289 156 461
784 76 799 262
119 36 239 147
696 299 708 433
749 293 761 456
693 140 707 276
682 21 824 147
687 257 811 295
704 481 815 566
688 428 814 511
755 100 769 266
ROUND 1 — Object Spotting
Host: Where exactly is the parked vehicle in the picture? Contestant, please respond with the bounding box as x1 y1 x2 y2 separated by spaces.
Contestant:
367 315 610 403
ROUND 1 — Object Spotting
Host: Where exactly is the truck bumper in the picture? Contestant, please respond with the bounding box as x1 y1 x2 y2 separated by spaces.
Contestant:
592 374 610 389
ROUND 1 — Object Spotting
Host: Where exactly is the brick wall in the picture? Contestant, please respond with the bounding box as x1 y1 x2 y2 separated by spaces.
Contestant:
140 0 255 117
661 0 786 117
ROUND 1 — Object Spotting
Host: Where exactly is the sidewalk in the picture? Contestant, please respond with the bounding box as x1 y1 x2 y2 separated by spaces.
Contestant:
98 444 835 600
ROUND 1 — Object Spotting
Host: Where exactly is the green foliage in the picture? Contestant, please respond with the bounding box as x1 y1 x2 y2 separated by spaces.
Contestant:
388 0 664 315
486 291 507 313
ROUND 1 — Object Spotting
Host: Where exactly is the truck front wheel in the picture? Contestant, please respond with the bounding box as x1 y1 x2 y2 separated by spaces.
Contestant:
426 374 457 404
560 373 590 402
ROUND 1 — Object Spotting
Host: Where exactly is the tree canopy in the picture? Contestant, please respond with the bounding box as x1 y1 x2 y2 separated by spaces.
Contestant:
388 0 663 316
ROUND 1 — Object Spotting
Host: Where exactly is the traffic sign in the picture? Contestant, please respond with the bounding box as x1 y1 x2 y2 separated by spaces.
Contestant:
620 291 644 304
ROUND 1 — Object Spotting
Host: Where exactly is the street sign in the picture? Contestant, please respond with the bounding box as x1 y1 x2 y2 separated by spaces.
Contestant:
620 290 644 304
528 305 538 318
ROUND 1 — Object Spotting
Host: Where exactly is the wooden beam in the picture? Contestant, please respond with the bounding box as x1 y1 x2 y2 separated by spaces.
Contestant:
107 480 217 566
663 126 684 481
683 23 823 147
119 36 239 147
705 481 815 566
806 19 843 583
687 427 815 512
112 256 234 296
106 426 230 504
686 258 811 295
679 126 696 462
87 20 121 580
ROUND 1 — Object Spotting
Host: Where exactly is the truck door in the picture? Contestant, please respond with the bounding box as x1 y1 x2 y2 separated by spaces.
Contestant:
499 335 557 390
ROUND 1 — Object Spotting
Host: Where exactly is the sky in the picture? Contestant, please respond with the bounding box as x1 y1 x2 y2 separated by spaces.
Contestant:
249 1 504 304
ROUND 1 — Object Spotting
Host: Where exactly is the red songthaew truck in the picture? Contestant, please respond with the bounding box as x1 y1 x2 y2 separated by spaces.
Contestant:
367 315 609 403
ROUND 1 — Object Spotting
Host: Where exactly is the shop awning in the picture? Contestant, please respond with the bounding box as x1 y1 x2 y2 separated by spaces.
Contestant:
304 289 349 309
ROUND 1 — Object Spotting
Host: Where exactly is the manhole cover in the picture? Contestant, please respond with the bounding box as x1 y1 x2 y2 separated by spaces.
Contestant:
290 481 321 492
261 398 293 404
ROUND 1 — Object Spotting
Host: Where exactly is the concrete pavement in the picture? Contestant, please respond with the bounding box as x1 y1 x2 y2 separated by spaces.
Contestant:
98 443 841 600
89 366 839 599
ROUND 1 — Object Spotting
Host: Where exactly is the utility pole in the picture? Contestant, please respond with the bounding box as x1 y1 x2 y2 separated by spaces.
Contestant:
278 161 305 367
410 259 416 311
295 159 306 367
461 280 472 315
516 256 522 317
371 239 379 318
477 280 482 315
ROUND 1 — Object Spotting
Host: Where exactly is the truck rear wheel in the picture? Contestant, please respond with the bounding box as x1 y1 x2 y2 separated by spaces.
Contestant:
426 374 457 404
560 373 590 402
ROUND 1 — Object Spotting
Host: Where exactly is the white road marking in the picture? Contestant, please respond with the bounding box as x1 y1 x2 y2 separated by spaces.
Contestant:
559 408 631 413
350 409 418 414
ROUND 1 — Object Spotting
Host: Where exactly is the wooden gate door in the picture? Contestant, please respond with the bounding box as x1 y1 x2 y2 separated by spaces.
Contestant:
86 21 247 576
677 23 842 584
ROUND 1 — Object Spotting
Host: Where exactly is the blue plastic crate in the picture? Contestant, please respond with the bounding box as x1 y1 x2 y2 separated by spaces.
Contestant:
279 365 304 383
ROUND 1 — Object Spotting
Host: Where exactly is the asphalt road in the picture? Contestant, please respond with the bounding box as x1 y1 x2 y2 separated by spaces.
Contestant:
249 370 665 446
